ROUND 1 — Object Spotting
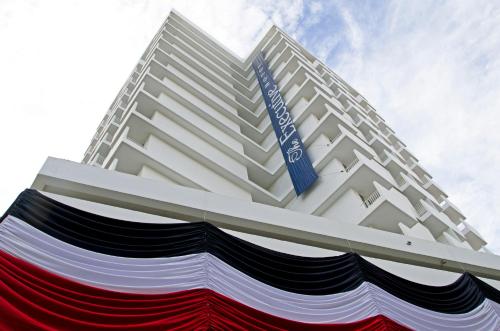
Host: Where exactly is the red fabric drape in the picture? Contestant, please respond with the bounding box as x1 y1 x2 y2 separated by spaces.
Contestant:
0 250 410 330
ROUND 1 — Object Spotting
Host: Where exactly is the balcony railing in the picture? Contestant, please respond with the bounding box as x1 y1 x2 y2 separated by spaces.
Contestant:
329 131 343 146
378 150 389 163
414 201 427 217
103 132 114 144
363 190 381 208
364 131 374 143
91 153 104 166
352 115 362 126
344 156 360 173
406 157 418 169
395 175 406 187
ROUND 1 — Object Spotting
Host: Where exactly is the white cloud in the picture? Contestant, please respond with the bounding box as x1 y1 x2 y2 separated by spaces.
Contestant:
315 35 342 62
332 0 500 252
337 4 363 51
310 1 322 14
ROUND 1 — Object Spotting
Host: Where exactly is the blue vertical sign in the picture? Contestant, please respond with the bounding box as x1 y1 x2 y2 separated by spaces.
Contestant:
252 52 318 195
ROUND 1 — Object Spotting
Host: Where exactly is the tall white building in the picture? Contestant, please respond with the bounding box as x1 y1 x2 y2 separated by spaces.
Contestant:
33 11 498 285
2 9 499 330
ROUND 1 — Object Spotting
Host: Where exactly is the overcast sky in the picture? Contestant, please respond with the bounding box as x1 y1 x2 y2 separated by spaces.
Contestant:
1 0 499 252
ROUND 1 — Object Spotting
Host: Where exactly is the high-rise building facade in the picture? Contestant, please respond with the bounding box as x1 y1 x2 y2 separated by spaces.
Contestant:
2 10 500 330
83 11 486 253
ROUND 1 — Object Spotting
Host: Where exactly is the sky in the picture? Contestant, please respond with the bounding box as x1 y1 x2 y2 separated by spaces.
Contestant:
0 0 499 252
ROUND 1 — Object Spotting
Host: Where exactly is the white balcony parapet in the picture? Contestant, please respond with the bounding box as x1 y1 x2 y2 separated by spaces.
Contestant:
396 173 441 208
421 174 432 186
363 189 381 208
307 149 396 217
378 151 389 163
407 157 418 169
395 174 406 188
378 150 411 177
352 115 362 126
91 153 104 166
103 132 114 144
461 221 487 250
422 175 448 203
405 158 435 189
364 131 375 143
440 197 466 225
344 156 360 173
417 199 465 242
357 182 418 233
414 201 427 217
329 130 343 145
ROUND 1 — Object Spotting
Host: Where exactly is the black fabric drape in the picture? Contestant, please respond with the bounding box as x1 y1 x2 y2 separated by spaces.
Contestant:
2 189 499 314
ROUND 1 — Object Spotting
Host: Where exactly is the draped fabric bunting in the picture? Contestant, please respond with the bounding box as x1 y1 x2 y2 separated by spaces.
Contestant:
0 189 499 330
0 250 405 331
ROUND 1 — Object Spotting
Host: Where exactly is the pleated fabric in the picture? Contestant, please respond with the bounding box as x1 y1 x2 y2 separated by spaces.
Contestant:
0 249 408 331
1 215 500 330
1 189 500 330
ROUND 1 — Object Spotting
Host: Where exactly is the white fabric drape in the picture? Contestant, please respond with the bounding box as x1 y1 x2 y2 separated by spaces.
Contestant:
1 215 499 331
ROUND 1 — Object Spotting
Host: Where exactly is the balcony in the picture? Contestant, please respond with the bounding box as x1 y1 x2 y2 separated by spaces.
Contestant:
308 149 397 216
358 181 418 233
386 132 404 147
353 110 380 134
421 174 448 202
380 125 395 138
377 120 392 134
355 94 370 109
396 172 439 208
366 108 383 125
378 149 413 180
90 153 105 167
327 80 343 98
439 197 466 225
392 140 405 153
132 76 354 184
461 222 487 250
345 101 364 120
362 189 381 208
334 89 357 110
109 88 383 208
414 199 465 240
398 147 419 165
405 157 433 185
364 130 393 156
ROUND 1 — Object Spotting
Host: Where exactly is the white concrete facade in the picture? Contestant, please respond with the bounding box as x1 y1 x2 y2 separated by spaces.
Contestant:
81 10 484 252
30 10 499 285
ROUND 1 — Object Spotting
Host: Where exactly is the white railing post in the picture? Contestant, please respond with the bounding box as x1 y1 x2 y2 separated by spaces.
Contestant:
414 201 427 217
363 190 381 208
396 175 406 187
344 156 360 173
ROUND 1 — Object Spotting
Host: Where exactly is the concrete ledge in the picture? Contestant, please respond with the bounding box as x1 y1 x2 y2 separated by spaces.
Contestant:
31 157 500 280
